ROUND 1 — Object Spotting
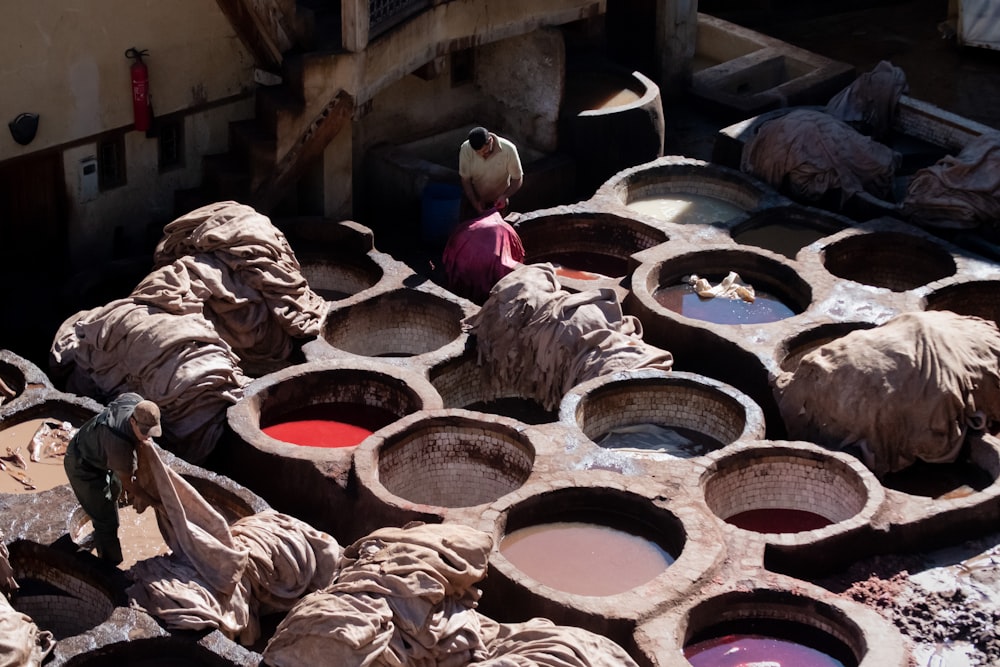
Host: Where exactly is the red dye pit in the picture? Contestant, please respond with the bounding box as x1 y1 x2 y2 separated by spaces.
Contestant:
653 283 796 324
542 251 629 280
726 508 833 533
261 402 399 448
684 633 846 667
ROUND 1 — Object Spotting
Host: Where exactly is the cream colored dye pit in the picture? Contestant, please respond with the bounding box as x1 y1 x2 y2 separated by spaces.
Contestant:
0 417 77 494
626 194 744 225
77 504 171 570
499 521 674 596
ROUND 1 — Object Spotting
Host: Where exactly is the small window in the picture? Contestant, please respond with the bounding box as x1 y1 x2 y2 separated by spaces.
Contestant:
158 119 184 172
98 135 127 191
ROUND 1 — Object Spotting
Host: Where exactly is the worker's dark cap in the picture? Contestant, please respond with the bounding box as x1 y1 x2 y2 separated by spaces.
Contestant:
468 126 489 150
133 400 162 438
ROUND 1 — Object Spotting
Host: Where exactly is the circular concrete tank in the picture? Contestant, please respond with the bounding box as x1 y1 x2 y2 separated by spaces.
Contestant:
8 541 120 640
632 247 812 327
318 289 469 360
480 481 724 650
676 588 906 667
561 65 666 195
515 210 668 287
701 442 882 541
822 231 957 291
924 279 1000 326
560 370 765 458
353 410 536 512
429 350 556 425
297 251 385 302
776 321 878 373
595 156 779 232
730 204 850 259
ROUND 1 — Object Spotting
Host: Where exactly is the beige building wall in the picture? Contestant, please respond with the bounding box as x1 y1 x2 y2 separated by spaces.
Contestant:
1 0 254 160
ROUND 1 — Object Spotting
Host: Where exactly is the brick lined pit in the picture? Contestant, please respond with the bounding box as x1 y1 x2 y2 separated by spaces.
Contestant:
924 279 1000 327
730 204 849 259
298 251 384 302
515 210 668 278
9 541 117 640
823 231 957 292
321 289 465 357
777 322 877 373
429 352 554 423
703 446 870 529
376 414 535 508
567 371 764 453
681 589 866 667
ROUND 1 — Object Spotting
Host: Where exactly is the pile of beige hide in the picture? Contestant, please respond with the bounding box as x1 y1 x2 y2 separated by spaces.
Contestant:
49 201 327 463
126 442 638 665
776 310 1000 476
465 263 674 410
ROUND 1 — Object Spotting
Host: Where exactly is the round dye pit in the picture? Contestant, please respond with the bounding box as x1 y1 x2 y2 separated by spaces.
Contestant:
363 411 535 509
822 231 957 292
703 444 876 535
640 248 812 326
69 505 170 570
563 370 764 458
430 353 556 425
62 636 245 666
494 486 684 597
776 322 878 373
8 541 118 640
233 361 439 449
0 401 97 495
516 212 667 283
0 358 26 406
681 590 867 667
297 251 384 302
879 434 999 500
924 279 1000 327
318 289 467 359
730 205 849 259
596 157 774 229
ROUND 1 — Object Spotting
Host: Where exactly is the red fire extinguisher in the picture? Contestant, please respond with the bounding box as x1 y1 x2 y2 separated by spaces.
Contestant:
125 47 151 132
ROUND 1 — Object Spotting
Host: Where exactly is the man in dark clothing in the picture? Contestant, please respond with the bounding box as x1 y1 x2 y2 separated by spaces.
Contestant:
63 392 161 565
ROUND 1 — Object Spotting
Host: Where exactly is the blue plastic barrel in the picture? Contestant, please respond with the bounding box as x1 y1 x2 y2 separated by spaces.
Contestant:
421 182 462 246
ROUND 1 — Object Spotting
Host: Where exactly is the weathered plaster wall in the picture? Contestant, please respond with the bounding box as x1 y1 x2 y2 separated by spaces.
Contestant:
0 0 254 160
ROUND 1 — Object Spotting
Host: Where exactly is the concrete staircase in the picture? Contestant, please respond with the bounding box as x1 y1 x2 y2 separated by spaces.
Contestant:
173 0 348 217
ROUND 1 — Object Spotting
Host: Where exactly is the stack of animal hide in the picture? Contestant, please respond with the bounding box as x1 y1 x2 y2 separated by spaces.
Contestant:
465 263 673 410
263 522 639 667
49 201 327 463
775 310 1000 476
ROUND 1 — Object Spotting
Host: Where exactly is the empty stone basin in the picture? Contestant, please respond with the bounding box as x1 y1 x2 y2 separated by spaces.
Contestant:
924 279 1000 327
319 289 468 359
430 351 556 425
680 588 902 667
515 210 668 283
0 399 97 495
8 541 119 640
63 636 246 666
598 158 772 230
298 251 384 302
703 443 879 536
358 411 535 509
561 370 765 459
776 322 877 373
231 361 440 450
638 248 812 326
822 231 957 292
730 205 850 259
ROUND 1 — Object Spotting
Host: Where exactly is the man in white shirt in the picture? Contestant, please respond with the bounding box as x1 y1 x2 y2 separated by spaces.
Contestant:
458 126 524 217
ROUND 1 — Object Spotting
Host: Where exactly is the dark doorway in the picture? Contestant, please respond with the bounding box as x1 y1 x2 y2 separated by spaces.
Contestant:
0 152 70 367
